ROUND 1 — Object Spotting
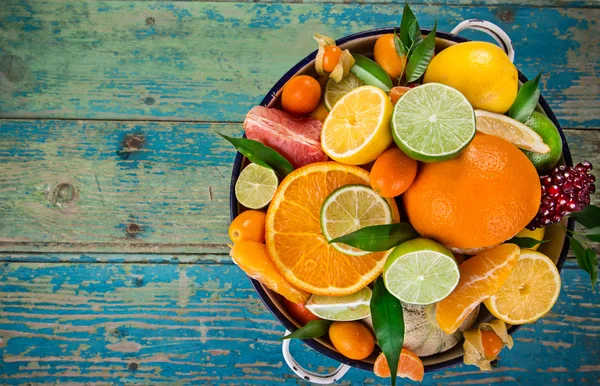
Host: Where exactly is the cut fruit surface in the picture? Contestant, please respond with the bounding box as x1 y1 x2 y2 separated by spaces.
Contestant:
321 185 393 256
235 163 278 209
265 162 399 296
436 244 521 334
324 72 364 110
305 287 372 321
392 83 476 162
373 348 425 381
475 110 551 154
484 250 560 324
321 86 393 165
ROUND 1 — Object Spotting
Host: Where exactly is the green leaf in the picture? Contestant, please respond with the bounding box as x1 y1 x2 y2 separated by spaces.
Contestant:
329 223 419 252
570 238 598 290
508 71 542 122
586 227 600 242
399 1 421 50
570 205 600 229
394 33 406 57
279 320 333 341
506 236 551 249
405 21 437 82
220 134 294 178
371 278 404 386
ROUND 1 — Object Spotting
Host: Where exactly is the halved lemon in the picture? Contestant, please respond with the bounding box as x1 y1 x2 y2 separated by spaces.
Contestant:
484 250 560 324
475 110 550 154
321 86 393 165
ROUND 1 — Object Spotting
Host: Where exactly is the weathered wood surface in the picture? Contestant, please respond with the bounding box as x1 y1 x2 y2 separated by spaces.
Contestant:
1 120 598 255
0 1 599 128
0 260 597 385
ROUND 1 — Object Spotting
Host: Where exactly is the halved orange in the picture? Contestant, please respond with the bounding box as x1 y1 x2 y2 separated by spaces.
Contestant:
265 162 399 296
373 348 425 381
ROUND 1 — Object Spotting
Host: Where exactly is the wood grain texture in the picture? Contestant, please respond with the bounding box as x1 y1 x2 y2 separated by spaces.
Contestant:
0 1 598 127
0 260 597 385
1 120 598 255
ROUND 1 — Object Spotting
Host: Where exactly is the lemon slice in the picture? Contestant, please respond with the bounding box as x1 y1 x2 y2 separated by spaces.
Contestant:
235 163 278 209
321 85 393 165
305 287 372 321
484 250 560 324
475 110 551 154
320 185 393 256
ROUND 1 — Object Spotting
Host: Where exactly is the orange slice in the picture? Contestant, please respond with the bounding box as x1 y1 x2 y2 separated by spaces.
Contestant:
373 348 425 381
265 162 399 296
436 243 520 334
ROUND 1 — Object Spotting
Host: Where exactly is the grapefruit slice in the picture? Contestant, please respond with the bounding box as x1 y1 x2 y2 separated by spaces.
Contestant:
244 106 328 168
265 162 399 296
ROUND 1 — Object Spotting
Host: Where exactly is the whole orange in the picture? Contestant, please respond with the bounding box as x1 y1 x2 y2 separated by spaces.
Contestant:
374 34 407 79
370 147 417 197
228 210 266 243
281 75 321 115
329 321 374 360
403 134 541 252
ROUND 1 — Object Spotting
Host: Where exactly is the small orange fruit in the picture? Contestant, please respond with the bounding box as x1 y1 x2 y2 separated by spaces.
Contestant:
282 298 322 325
374 34 407 79
481 330 503 359
373 348 424 381
281 75 322 115
228 210 266 243
436 243 520 334
370 147 418 197
329 321 374 360
403 134 541 252
389 86 411 105
230 241 310 304
323 46 343 73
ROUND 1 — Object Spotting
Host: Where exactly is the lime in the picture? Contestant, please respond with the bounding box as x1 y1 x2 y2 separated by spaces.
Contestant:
522 111 563 173
235 163 278 209
384 238 460 305
324 72 364 110
475 109 550 153
350 54 393 92
320 184 392 256
305 287 372 321
392 83 476 162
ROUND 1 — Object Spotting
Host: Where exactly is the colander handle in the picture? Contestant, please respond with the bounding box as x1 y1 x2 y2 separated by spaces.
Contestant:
451 19 515 63
281 330 351 384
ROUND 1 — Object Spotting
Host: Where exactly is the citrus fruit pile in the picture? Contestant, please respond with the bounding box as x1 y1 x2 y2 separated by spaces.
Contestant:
225 5 596 383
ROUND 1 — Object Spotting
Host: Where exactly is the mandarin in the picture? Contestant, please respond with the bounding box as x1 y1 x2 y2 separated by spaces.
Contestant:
403 134 541 252
281 75 321 115
329 321 374 360
370 147 417 197
374 34 407 79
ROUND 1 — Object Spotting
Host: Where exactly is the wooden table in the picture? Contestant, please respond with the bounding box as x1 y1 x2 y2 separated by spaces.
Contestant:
0 1 598 384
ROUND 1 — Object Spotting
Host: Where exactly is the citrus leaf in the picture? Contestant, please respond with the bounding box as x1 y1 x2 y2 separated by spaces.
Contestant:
405 21 436 82
586 227 600 242
400 1 421 49
570 205 600 229
570 237 598 291
371 277 404 386
508 71 542 122
394 33 406 57
220 134 294 178
279 320 333 341
506 236 551 249
329 223 419 252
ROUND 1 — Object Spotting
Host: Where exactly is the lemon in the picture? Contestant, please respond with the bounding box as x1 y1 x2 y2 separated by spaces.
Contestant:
515 227 545 251
424 42 518 113
321 85 393 165
475 110 550 154
484 250 560 324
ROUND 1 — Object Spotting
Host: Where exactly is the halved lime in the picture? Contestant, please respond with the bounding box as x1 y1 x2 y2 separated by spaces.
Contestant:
350 54 393 92
235 163 278 209
305 287 372 321
324 72 364 111
384 238 460 305
320 185 392 256
392 83 476 162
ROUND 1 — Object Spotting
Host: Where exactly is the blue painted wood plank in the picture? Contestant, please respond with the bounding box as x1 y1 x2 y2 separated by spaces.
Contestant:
0 260 597 384
0 1 598 128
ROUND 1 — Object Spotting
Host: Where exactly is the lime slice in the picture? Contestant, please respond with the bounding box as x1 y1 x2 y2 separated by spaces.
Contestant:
475 109 550 154
320 185 392 256
235 163 278 209
305 287 372 321
384 238 460 305
350 54 393 92
324 72 364 111
392 83 476 162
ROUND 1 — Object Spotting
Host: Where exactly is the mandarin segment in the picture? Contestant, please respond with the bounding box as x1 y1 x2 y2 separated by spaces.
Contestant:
373 348 425 381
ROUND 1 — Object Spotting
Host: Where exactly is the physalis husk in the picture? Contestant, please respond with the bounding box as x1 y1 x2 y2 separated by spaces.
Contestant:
463 319 513 370
314 33 355 83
